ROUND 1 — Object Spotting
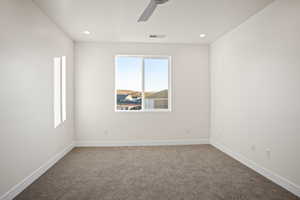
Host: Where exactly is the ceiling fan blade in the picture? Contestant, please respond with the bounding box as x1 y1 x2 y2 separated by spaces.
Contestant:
138 0 157 22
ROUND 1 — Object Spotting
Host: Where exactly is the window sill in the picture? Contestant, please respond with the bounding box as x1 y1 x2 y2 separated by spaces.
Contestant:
115 109 172 113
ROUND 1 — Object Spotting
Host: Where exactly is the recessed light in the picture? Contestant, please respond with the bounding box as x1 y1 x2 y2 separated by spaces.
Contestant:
200 34 206 38
83 30 91 35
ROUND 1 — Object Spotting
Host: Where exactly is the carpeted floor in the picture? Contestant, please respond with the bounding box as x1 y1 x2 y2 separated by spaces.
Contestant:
15 145 299 200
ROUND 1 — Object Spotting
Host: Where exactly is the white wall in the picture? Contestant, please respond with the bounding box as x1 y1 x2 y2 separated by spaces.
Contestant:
211 0 300 193
0 0 74 198
75 43 209 144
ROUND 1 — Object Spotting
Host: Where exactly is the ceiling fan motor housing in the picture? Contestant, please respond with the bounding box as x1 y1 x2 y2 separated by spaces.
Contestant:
155 0 169 5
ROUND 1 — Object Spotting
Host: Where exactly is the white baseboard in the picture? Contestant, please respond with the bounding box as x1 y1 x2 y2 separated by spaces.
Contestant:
0 143 75 200
75 139 209 147
210 139 300 197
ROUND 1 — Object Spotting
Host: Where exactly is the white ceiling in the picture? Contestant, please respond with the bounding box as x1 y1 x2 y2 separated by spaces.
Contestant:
34 0 274 44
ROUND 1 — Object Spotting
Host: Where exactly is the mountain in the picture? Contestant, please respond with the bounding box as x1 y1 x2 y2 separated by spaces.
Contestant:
117 89 168 99
145 89 168 99
117 90 141 97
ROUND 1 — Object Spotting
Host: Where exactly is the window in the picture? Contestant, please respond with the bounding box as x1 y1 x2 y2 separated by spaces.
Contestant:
115 55 171 112
54 56 66 128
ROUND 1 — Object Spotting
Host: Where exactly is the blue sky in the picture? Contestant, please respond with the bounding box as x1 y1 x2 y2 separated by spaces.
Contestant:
116 57 168 92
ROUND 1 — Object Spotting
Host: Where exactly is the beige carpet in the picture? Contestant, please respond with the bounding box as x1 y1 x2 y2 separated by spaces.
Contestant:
15 145 299 200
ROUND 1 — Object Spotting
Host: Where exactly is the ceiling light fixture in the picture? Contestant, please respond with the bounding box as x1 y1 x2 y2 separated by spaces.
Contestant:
83 30 91 35
200 34 206 38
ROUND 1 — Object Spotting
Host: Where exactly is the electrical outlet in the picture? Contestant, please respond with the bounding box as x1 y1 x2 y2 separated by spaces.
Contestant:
104 130 108 135
266 149 271 160
186 129 191 134
218 131 222 139
251 145 256 151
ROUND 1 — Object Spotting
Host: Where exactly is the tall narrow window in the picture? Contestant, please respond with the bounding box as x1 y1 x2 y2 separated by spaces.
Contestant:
115 56 171 112
61 56 66 122
54 57 61 128
54 56 66 128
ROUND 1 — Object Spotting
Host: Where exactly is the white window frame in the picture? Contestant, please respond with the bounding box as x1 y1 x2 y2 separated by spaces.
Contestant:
115 55 172 112
54 56 67 128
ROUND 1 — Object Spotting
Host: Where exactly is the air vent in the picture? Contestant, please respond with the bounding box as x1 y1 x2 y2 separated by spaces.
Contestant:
149 34 166 39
